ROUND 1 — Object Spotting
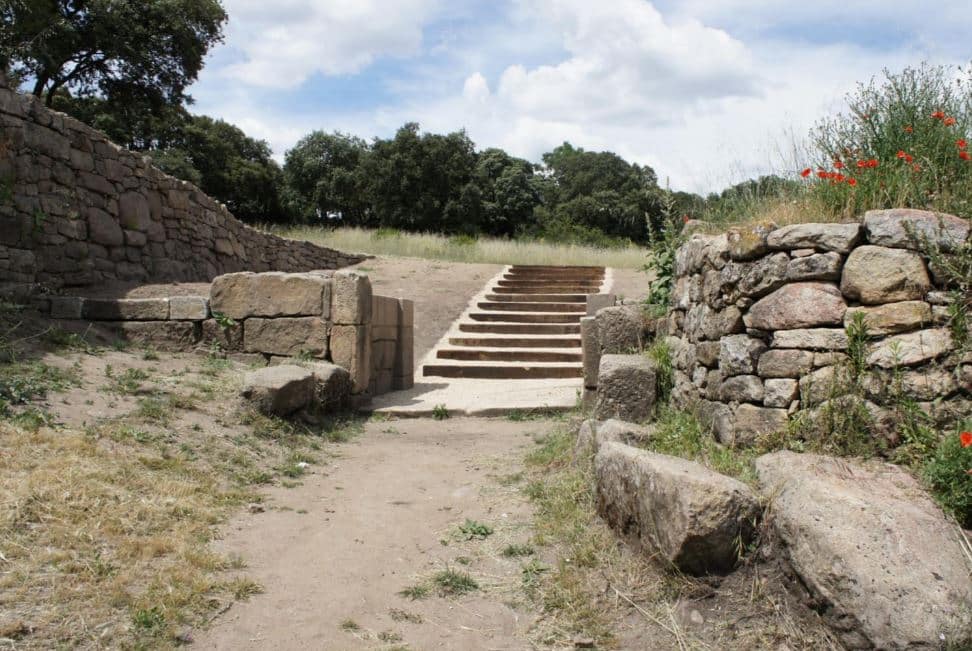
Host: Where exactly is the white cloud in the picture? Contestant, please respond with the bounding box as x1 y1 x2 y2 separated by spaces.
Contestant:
219 0 440 88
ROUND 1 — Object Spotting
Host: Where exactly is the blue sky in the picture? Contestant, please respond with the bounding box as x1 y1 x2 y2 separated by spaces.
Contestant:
189 0 972 194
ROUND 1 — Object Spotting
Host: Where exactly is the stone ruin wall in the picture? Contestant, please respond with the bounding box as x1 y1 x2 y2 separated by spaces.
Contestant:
658 209 970 445
0 75 364 290
39 270 414 398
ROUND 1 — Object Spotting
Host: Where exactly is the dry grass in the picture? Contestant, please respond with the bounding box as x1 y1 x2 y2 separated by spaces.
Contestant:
0 315 365 648
271 225 650 269
696 193 845 235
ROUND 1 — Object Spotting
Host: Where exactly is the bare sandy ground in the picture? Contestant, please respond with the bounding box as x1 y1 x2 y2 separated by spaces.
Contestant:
195 417 555 650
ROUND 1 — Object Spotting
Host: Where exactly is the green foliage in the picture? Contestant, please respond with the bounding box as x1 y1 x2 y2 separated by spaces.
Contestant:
845 311 872 380
0 361 79 404
808 63 972 218
432 404 449 420
397 584 430 600
456 519 493 540
131 606 166 637
283 131 370 223
924 423 972 528
502 543 536 558
645 338 673 405
644 189 685 308
3 0 226 108
648 406 756 483
431 569 479 596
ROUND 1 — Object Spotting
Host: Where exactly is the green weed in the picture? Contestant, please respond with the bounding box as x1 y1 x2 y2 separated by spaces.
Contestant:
432 569 478 596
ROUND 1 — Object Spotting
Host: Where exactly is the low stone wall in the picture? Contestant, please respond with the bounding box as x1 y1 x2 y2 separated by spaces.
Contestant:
40 270 413 399
0 77 363 289
658 208 969 444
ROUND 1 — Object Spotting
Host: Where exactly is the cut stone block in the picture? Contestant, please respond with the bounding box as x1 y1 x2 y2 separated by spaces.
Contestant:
594 354 656 422
241 365 316 416
211 271 332 319
332 271 373 325
330 324 372 393
168 296 209 321
83 297 169 321
243 317 329 357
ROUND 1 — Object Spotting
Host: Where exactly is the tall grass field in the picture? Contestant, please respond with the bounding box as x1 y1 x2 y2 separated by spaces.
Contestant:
273 226 650 268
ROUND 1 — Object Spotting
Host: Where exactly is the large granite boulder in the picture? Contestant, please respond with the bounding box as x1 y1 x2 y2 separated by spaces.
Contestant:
765 222 862 253
595 442 760 574
757 451 972 650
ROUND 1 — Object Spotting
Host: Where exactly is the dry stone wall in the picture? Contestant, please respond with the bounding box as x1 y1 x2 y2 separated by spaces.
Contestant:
660 209 970 445
0 76 363 289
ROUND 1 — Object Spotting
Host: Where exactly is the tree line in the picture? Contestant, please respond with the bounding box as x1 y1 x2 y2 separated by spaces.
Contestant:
2 0 711 245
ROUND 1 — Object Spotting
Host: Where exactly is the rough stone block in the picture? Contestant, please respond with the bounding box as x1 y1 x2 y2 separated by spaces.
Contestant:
765 222 862 253
843 301 932 336
241 365 316 417
210 271 331 319
586 293 616 316
594 305 643 353
87 208 123 246
98 320 199 351
332 271 373 324
307 362 352 412
330 324 372 393
581 316 600 389
574 418 654 462
763 378 798 408
200 318 243 352
83 297 169 321
49 296 84 319
731 404 788 445
595 442 760 574
594 354 656 422
719 334 767 375
244 317 328 357
118 192 151 231
864 208 969 252
745 282 846 330
840 245 931 305
867 328 952 368
168 296 209 320
785 251 842 282
727 220 776 260
757 349 814 378
757 451 972 649
771 328 848 350
720 375 764 403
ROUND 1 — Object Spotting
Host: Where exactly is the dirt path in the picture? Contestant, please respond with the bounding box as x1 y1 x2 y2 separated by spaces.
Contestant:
196 417 556 650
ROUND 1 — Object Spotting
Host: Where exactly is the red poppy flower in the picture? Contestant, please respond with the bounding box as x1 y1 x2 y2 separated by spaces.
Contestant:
961 432 972 448
835 173 845 182
957 139 968 150
961 151 970 161
912 163 921 171
817 170 828 179
847 178 857 186
905 154 914 163
868 159 879 168
833 161 844 169
897 150 907 159
801 168 812 178
932 111 946 119
904 125 913 133
944 117 957 126
856 160 867 169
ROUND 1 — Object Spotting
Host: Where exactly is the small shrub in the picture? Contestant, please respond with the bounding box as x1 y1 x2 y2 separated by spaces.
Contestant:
643 189 685 309
924 426 972 528
645 338 673 405
457 519 493 540
432 404 449 420
502 543 535 558
432 569 478 596
131 606 166 636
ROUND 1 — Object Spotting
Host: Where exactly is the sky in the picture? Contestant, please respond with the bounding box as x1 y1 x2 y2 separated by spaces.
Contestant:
188 0 972 195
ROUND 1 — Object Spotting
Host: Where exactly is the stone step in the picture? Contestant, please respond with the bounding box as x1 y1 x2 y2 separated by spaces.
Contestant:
437 349 583 363
503 272 604 281
468 312 583 323
509 265 605 272
485 293 587 303
423 364 583 379
448 336 581 348
503 270 604 278
477 301 586 313
495 281 602 290
458 323 581 335
490 286 597 295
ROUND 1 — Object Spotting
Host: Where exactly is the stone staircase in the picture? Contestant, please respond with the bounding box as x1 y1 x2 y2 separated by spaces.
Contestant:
423 265 606 380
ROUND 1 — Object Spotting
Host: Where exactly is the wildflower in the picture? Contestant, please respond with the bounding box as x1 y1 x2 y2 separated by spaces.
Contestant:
835 173 845 183
944 116 956 126
801 168 812 177
856 160 867 169
897 150 907 159
817 170 828 179
904 125 913 133
932 110 946 119
847 178 857 186
912 163 921 172
833 160 844 169
905 154 914 163
868 159 879 168
961 151 970 161
957 139 968 150
961 432 972 448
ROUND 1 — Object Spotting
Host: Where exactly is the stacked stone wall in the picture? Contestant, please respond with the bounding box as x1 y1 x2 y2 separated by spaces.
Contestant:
658 209 969 445
0 77 363 289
